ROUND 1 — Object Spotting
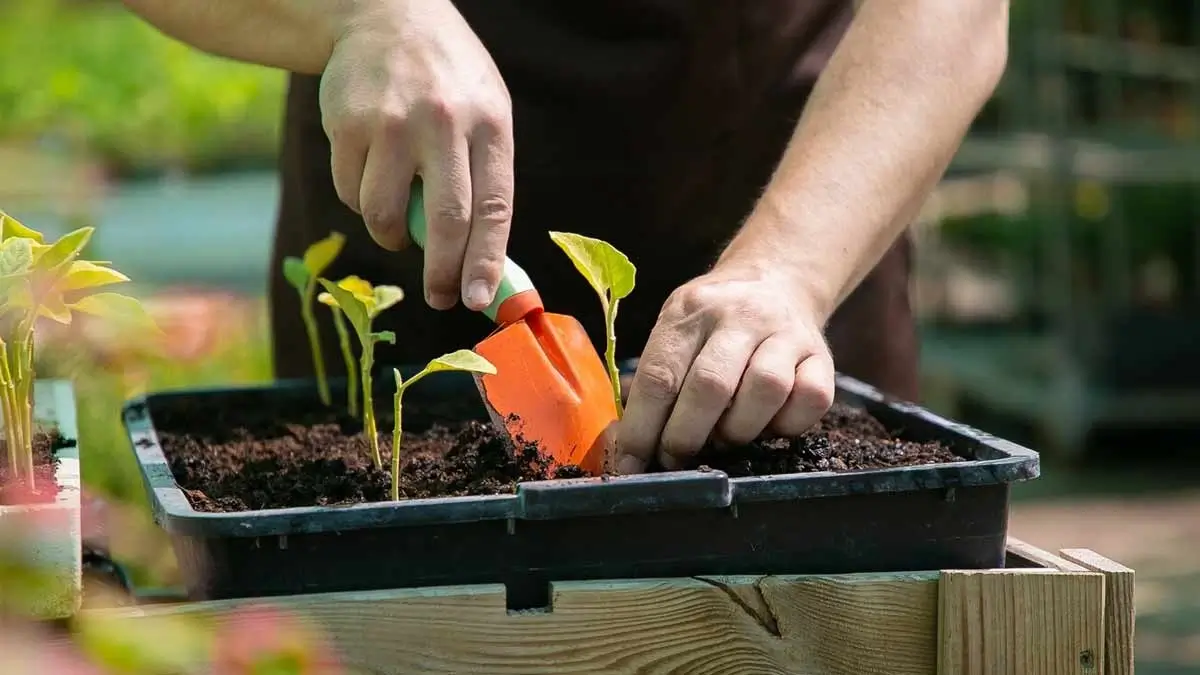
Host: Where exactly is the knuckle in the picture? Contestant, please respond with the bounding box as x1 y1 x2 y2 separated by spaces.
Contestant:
433 200 472 229
473 195 513 229
417 95 460 127
377 110 411 137
750 367 793 401
690 366 736 401
637 364 682 401
476 105 513 135
793 378 835 414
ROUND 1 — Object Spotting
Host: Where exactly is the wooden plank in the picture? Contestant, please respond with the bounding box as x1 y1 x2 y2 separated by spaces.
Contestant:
938 568 1105 675
80 573 942 675
1059 549 1135 675
1007 537 1090 572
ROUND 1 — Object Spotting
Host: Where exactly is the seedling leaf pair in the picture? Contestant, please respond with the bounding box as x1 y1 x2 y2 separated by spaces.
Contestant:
389 350 496 500
548 231 637 416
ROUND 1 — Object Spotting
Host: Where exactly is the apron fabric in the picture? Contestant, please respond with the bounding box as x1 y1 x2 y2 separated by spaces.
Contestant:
268 0 920 401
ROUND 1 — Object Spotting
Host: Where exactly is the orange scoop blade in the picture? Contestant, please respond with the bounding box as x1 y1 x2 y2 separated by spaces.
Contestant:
473 311 618 475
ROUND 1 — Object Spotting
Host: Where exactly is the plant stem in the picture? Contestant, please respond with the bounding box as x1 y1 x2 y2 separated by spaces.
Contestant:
17 333 33 485
390 389 403 501
331 309 358 418
604 298 623 417
360 346 381 471
0 339 20 481
300 284 331 406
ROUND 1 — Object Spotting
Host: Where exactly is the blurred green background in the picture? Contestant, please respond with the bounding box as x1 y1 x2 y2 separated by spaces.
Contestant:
0 0 284 177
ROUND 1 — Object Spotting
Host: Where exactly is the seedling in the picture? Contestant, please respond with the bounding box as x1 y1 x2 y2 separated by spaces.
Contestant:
317 293 359 418
282 232 346 407
317 276 404 470
0 212 155 488
548 232 636 416
390 351 496 500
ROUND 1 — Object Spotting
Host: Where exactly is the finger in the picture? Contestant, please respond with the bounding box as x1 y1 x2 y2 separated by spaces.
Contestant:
420 136 473 310
658 327 763 468
616 315 707 474
461 117 514 311
770 348 836 437
330 138 368 215
358 141 416 251
717 333 800 445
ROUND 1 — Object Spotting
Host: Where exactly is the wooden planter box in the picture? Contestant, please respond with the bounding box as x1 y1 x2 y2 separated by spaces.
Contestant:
89 538 1133 674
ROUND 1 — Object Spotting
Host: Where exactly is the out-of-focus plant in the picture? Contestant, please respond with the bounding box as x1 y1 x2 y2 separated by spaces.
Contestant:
0 212 156 490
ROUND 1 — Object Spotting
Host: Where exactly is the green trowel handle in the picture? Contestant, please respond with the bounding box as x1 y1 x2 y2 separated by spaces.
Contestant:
406 178 535 324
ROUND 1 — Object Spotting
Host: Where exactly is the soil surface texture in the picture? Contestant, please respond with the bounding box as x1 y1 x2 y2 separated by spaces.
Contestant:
0 428 71 505
151 390 963 513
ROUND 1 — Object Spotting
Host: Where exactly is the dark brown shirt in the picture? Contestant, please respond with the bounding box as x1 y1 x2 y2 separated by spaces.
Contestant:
269 0 918 399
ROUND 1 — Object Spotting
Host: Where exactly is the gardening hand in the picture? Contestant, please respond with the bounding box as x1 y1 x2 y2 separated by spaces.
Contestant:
615 263 836 474
320 0 515 312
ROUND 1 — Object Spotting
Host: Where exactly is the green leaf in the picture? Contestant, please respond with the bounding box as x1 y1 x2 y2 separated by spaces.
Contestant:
35 226 94 271
302 231 345 278
318 278 370 337
68 292 160 333
373 330 397 345
548 231 636 304
0 236 34 276
0 212 43 243
57 260 130 293
282 256 310 293
370 285 405 317
424 349 497 376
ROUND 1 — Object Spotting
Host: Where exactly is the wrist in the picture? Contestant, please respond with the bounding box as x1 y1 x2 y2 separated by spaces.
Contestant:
715 201 839 324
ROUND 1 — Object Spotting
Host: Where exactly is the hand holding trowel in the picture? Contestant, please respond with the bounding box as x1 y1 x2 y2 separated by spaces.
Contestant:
405 180 618 474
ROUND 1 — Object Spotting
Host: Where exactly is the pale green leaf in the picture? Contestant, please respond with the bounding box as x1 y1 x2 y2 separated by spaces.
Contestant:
548 231 636 304
282 256 310 293
35 226 94 271
335 275 375 304
0 212 44 243
373 330 396 345
425 349 497 376
0 236 33 276
302 231 345 277
57 260 130 293
318 278 370 337
68 292 160 333
370 285 405 317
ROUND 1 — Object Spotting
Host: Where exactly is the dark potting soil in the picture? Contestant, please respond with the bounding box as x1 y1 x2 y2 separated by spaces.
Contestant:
0 428 71 505
152 391 964 514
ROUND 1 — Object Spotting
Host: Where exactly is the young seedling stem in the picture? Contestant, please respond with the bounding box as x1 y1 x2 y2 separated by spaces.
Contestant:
317 277 404 471
329 307 358 418
390 351 496 501
282 232 346 408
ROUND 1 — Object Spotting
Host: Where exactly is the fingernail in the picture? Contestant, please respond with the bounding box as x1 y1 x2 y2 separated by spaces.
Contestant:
426 289 456 310
466 280 494 310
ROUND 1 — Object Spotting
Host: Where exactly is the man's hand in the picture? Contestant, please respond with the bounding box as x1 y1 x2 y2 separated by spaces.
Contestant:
615 263 835 474
321 0 514 312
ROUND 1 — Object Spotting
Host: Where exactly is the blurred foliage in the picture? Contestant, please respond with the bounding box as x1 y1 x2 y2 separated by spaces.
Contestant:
938 181 1199 310
0 0 285 177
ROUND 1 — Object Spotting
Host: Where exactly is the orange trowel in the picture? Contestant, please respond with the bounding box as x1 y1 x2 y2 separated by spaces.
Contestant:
406 180 617 475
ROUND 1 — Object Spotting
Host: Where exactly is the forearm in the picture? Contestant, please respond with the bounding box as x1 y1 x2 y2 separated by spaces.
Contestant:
120 0 363 74
719 0 1009 320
